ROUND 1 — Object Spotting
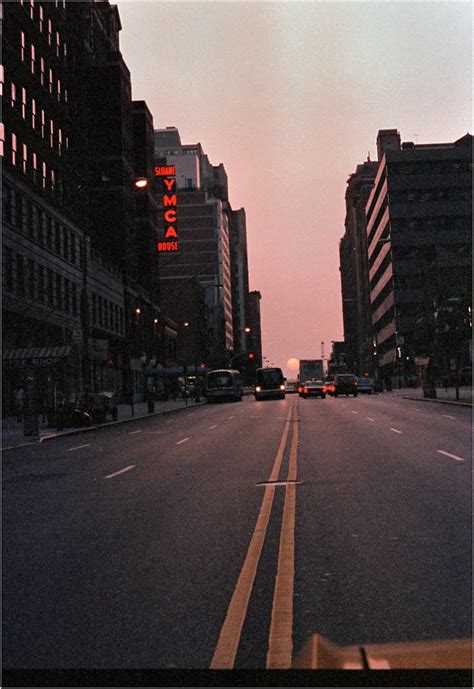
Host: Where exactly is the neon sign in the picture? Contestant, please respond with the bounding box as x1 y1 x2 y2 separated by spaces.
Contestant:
154 165 178 252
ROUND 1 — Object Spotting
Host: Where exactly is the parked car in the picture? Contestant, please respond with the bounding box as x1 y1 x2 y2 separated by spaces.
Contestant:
357 377 374 394
333 373 358 397
299 380 326 399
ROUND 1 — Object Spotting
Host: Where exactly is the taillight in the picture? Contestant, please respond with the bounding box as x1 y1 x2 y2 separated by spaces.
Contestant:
303 387 308 393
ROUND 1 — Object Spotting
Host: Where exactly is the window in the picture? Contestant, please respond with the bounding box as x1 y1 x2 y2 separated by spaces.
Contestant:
40 56 45 85
64 279 70 312
11 82 16 108
56 79 61 102
3 247 13 291
37 265 45 302
0 122 4 157
71 284 77 317
48 68 53 94
11 132 17 165
51 168 55 191
16 254 25 296
28 258 35 298
47 18 52 45
22 143 27 174
21 87 27 118
39 4 43 32
30 44 35 74
58 128 62 155
21 31 25 61
41 161 46 188
31 97 36 129
56 274 62 310
29 0 34 20
32 151 37 183
32 204 39 239
47 269 54 305
49 119 54 147
41 109 45 137
0 64 4 96
55 31 60 57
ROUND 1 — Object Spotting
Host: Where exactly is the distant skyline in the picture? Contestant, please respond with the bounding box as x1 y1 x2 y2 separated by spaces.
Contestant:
116 0 472 377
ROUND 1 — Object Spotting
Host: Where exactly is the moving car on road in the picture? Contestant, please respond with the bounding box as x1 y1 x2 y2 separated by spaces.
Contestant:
299 380 326 399
285 380 298 393
357 377 374 394
333 373 358 397
254 367 286 400
206 369 243 402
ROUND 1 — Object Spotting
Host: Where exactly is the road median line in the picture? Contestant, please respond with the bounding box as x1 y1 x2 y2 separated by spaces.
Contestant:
210 403 295 669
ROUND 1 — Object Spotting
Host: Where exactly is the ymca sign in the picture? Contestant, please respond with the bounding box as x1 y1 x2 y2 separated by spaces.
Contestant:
154 165 179 253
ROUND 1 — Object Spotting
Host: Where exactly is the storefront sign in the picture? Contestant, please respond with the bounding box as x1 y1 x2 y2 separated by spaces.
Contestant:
154 165 179 253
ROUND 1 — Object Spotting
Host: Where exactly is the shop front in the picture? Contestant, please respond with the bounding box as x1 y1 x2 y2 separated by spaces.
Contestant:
2 346 79 419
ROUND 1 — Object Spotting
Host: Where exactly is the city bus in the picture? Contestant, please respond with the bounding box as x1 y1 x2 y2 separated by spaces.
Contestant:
205 369 243 403
254 367 286 400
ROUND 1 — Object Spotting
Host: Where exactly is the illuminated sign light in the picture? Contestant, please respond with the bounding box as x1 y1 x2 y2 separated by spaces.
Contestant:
155 166 179 253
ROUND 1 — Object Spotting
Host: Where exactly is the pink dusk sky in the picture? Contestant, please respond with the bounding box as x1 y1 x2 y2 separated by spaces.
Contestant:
116 1 472 377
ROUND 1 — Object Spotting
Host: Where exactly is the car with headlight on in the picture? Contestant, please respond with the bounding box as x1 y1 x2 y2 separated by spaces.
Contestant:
285 380 298 394
299 380 326 399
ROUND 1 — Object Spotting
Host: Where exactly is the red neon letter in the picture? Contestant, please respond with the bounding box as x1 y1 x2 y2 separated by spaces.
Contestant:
165 226 178 238
163 178 175 191
163 194 177 207
164 210 177 223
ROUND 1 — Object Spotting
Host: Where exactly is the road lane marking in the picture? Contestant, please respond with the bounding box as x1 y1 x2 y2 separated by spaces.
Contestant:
443 415 456 420
390 428 403 434
176 437 190 445
104 465 136 479
67 444 90 452
128 430 142 435
267 403 299 668
209 425 217 429
367 417 375 422
437 450 465 462
228 416 234 419
210 403 295 669
165 419 173 423
351 411 359 414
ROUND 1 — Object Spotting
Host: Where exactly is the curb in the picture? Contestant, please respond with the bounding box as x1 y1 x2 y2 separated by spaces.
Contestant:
1 401 207 452
402 395 472 408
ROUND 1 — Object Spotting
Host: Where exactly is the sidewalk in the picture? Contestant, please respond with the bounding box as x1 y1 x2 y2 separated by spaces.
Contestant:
2 397 206 451
390 385 473 406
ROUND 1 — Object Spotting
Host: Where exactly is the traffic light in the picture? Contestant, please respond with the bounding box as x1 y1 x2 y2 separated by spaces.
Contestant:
248 353 255 360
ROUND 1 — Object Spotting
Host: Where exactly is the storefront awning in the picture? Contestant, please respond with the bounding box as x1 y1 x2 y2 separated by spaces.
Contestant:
2 346 73 366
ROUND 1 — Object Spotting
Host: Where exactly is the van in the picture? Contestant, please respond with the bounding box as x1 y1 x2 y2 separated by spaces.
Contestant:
334 374 358 397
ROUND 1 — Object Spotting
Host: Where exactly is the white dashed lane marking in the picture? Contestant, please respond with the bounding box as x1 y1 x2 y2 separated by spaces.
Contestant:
209 425 217 429
437 450 465 462
128 430 142 435
67 444 90 452
443 415 456 420
390 428 403 434
104 465 136 479
176 437 190 445
367 417 375 422
351 411 358 414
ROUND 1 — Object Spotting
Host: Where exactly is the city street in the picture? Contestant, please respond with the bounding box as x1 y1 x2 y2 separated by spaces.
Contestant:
3 393 471 672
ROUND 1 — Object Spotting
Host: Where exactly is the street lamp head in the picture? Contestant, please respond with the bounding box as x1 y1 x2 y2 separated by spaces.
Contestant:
184 321 189 327
134 178 148 189
153 318 159 324
244 327 251 333
135 307 141 315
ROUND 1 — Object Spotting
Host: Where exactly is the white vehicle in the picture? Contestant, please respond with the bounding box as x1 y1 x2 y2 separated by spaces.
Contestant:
299 359 323 385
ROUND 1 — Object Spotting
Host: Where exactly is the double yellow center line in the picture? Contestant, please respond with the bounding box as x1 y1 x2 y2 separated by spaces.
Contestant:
210 402 299 669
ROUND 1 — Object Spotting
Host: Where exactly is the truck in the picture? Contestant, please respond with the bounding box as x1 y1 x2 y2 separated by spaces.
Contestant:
299 359 323 383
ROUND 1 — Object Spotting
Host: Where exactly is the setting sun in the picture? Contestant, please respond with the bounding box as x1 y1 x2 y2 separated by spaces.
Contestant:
287 358 299 371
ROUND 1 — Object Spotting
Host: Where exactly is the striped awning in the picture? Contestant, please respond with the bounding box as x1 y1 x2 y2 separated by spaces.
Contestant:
2 346 72 365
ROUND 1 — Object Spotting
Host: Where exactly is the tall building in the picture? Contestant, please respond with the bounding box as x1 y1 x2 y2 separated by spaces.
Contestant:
229 208 251 355
366 130 472 384
340 158 378 375
247 290 263 369
2 1 168 415
154 127 237 365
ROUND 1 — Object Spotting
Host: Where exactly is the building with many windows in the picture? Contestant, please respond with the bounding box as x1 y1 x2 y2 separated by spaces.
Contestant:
366 130 472 385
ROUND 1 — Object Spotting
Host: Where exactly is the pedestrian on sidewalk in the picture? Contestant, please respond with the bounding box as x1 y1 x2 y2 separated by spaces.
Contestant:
14 386 25 422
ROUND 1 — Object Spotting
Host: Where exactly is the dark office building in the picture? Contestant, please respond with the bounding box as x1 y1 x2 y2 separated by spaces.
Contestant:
247 290 263 369
340 158 378 375
366 130 472 384
2 1 167 415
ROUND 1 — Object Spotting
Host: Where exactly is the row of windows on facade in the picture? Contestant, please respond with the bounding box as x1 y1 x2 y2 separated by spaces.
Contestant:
4 184 78 264
3 132 60 194
3 76 69 154
19 0 67 20
17 33 68 105
3 248 125 336
19 0 68 63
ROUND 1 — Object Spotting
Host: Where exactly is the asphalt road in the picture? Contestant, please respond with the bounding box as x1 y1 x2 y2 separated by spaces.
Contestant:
3 393 472 670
